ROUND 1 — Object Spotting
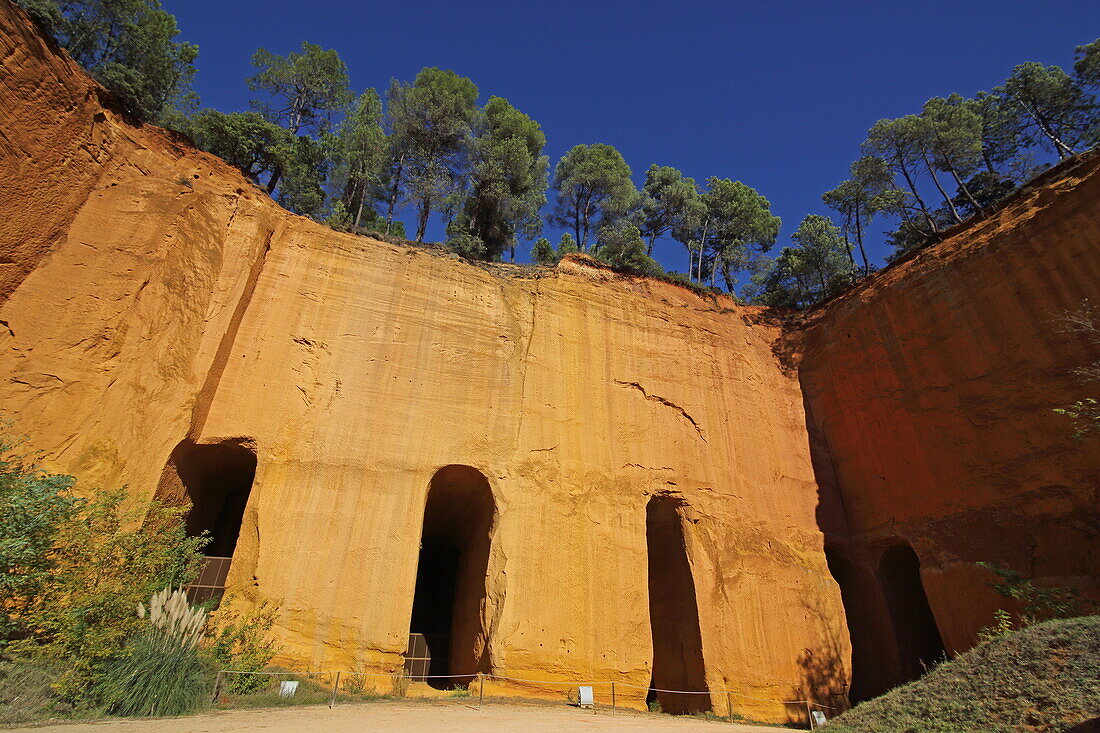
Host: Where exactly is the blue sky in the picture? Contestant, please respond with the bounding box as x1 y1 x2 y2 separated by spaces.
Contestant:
167 0 1099 277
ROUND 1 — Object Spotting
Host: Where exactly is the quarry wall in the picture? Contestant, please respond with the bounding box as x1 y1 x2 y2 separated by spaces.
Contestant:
1 0 1097 721
0 2 842 720
791 154 1100 698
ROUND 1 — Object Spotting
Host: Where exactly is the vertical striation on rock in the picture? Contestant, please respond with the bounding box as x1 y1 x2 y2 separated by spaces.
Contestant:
1 0 1098 722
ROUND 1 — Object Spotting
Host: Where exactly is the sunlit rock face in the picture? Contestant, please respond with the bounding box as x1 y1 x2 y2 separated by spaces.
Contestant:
1 1 1097 722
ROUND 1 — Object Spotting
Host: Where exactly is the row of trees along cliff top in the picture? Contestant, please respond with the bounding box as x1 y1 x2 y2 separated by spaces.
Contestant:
13 0 1100 307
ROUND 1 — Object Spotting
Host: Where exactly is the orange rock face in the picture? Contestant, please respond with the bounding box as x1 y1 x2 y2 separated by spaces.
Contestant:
0 1 1097 722
791 155 1100 700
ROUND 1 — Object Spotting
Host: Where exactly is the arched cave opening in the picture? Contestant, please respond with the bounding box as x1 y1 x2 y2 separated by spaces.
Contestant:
878 544 946 682
406 465 496 689
824 549 899 703
646 495 710 714
176 441 257 558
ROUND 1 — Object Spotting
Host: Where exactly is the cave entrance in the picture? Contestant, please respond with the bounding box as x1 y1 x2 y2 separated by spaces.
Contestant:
170 441 256 604
878 544 945 682
646 496 710 714
406 465 495 690
824 549 898 703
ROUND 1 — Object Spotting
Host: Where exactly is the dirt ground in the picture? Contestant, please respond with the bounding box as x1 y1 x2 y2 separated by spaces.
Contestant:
10 700 794 732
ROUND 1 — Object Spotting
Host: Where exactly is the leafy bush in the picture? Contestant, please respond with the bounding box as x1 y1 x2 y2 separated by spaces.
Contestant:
977 562 1090 625
206 597 280 694
0 430 81 640
15 0 199 122
447 233 487 259
531 237 557 265
96 590 209 717
825 616 1100 733
22 488 205 704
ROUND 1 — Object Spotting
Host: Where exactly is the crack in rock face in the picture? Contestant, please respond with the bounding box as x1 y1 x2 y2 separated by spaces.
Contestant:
613 380 707 442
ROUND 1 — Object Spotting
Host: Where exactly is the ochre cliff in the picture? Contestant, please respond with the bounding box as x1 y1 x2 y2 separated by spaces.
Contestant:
789 155 1100 701
1 1 1097 723
0 2 842 722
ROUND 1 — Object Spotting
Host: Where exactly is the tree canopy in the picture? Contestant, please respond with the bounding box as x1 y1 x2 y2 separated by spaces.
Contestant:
551 144 636 251
18 0 198 122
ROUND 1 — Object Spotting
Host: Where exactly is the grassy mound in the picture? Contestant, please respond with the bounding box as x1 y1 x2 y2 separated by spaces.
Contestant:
825 616 1100 733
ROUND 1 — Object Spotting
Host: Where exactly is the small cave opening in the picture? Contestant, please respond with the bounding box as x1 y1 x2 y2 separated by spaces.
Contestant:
646 495 710 714
406 465 496 690
174 441 257 558
878 544 946 682
824 549 899 703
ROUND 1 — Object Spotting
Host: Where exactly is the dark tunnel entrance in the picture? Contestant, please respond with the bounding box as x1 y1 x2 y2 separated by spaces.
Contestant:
176 442 257 557
646 496 710 714
824 549 900 703
878 544 946 682
168 440 257 604
406 465 496 689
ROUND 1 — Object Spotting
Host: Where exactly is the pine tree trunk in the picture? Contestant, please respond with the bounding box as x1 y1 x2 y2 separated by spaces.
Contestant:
948 164 983 214
385 157 404 236
854 204 870 274
266 167 282 195
923 153 961 222
897 163 938 233
416 199 431 243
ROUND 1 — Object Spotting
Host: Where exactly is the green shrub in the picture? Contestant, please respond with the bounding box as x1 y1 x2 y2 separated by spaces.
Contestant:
207 597 281 694
447 233 487 259
0 429 81 640
23 489 206 705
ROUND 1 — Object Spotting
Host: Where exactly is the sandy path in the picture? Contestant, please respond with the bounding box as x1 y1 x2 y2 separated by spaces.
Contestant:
11 700 793 732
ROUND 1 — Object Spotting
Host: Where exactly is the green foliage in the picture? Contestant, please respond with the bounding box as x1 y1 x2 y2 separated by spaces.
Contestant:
183 110 290 183
248 42 352 137
675 176 780 293
639 165 699 253
247 42 352 198
274 135 330 217
998 61 1095 159
825 616 1100 733
595 222 663 277
531 237 557 265
551 143 636 251
747 215 856 309
206 598 280 694
24 488 205 703
388 68 479 242
16 0 198 122
329 90 387 230
452 96 549 260
557 232 579 254
0 431 80 640
977 562 1089 626
976 608 1016 644
823 156 901 271
447 233 487 259
97 629 208 717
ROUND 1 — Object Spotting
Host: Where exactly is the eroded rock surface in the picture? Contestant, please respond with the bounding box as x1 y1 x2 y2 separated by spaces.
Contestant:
1 0 1097 721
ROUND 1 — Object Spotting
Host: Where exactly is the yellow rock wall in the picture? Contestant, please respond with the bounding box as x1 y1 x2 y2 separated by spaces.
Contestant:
4 0 1098 721
0 1 844 721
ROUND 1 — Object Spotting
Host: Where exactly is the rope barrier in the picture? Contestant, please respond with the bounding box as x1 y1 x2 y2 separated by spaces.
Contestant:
216 669 837 709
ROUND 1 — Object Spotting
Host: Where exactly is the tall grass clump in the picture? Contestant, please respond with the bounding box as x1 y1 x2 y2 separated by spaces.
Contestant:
96 588 210 717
